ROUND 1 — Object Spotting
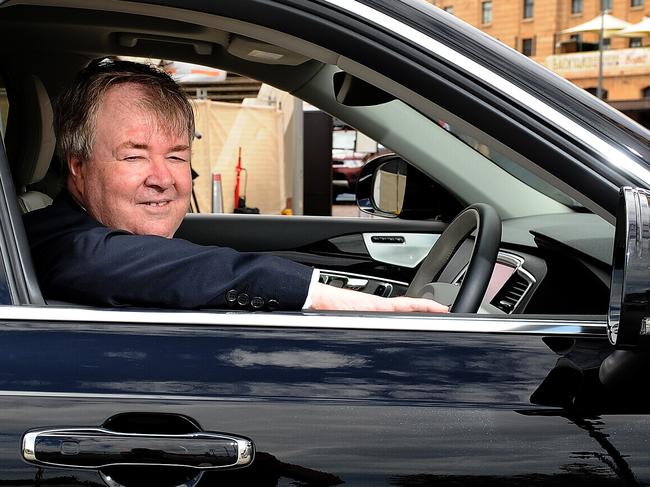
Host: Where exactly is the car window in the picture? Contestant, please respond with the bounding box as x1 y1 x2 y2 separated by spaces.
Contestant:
440 120 586 210
102 56 576 222
0 14 614 316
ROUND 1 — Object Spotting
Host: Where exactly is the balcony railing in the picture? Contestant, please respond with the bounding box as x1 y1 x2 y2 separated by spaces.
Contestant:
545 47 650 78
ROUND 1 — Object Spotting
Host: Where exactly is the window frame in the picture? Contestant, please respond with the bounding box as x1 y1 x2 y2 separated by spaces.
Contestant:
523 0 534 19
521 37 535 56
481 0 493 25
629 37 643 48
571 0 583 14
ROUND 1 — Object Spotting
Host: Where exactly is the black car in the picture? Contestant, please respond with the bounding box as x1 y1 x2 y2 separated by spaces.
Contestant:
1 0 650 485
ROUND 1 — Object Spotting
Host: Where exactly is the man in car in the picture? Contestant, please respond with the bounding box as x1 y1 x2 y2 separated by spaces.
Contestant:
24 59 447 313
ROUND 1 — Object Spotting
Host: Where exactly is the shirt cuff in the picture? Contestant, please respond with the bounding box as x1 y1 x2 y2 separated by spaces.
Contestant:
301 269 321 310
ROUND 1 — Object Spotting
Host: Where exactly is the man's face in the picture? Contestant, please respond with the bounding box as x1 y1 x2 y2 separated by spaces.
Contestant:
68 83 192 238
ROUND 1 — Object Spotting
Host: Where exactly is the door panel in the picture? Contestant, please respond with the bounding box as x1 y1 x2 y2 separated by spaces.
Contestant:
176 214 447 282
1 317 647 485
177 213 446 251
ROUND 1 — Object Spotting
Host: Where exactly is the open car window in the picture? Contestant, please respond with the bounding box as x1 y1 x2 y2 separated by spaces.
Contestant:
0 0 622 319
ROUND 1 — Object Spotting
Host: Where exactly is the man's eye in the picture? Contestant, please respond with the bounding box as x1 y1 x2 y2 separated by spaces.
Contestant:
168 156 188 162
124 155 144 161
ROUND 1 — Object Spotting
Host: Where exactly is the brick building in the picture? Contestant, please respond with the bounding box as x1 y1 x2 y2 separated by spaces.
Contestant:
428 0 650 126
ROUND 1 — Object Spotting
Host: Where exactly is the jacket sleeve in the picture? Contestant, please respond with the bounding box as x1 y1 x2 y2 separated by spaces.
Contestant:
29 221 313 311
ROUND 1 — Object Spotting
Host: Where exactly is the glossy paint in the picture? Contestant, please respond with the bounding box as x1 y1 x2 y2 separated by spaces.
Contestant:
1 318 648 485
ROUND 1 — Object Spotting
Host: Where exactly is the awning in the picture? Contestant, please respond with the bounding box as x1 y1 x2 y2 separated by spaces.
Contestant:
616 17 650 37
561 13 632 38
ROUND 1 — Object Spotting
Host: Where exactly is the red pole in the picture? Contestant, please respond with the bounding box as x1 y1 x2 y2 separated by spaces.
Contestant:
234 147 242 208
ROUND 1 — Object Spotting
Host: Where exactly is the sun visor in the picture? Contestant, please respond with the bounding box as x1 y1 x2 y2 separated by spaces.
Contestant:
608 186 650 348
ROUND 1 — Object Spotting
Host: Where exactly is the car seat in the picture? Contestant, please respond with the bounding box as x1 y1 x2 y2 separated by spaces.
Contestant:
4 73 55 213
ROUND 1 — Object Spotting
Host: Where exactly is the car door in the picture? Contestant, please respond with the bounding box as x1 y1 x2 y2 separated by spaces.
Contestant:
0 139 647 485
3 300 647 485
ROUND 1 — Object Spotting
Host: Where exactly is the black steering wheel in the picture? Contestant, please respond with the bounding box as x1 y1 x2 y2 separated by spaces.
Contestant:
405 203 501 313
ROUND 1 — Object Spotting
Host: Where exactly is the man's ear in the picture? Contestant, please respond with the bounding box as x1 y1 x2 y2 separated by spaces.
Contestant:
67 157 85 197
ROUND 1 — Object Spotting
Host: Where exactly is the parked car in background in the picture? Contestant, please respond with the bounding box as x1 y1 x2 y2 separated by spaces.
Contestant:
1 0 650 485
331 124 384 201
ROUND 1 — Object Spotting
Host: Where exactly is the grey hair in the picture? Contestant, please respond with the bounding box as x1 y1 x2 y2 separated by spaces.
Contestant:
54 58 195 169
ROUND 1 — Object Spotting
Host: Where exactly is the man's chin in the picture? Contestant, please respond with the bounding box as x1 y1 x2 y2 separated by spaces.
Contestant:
134 207 185 237
130 219 179 238
139 226 175 238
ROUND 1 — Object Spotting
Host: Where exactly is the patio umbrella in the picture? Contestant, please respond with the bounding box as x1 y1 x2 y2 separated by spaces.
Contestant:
561 13 632 38
560 13 631 99
616 17 650 37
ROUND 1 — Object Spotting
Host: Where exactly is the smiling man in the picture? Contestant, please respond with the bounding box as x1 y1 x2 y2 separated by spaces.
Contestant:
24 59 447 313
67 83 192 239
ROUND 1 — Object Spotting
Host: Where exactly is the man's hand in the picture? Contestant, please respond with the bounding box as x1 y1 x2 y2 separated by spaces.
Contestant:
308 282 449 313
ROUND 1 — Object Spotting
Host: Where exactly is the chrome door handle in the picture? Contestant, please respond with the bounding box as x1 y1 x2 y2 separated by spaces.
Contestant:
22 428 254 470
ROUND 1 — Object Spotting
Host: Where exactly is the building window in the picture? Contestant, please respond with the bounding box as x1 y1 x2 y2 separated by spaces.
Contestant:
631 0 643 7
523 0 534 19
444 5 454 14
482 1 493 24
642 87 650 98
585 87 608 100
602 37 611 49
571 0 583 13
522 37 535 56
630 37 643 47
600 0 612 10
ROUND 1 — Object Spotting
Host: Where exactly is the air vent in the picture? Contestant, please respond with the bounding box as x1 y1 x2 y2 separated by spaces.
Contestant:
491 273 531 313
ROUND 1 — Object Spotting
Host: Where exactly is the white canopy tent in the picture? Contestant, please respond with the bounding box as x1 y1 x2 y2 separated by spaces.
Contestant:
560 13 632 99
616 17 650 37
561 13 632 38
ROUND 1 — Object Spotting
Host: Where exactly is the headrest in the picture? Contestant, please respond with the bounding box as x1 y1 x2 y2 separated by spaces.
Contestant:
4 74 55 191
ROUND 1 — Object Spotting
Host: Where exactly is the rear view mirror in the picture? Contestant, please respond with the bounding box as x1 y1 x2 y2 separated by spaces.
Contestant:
607 187 650 348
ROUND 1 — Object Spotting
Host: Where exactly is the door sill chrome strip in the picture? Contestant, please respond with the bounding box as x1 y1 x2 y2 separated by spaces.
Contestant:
0 305 606 335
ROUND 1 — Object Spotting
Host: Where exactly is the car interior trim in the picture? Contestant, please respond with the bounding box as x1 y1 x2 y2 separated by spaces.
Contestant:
335 56 615 222
0 305 606 335
362 232 440 268
319 269 409 287
454 251 537 314
326 0 650 185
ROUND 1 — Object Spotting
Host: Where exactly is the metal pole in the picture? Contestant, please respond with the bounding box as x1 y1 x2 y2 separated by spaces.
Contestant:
597 8 605 99
212 173 224 213
291 98 304 215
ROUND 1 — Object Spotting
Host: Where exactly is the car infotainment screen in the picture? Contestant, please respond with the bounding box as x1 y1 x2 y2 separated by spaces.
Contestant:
483 262 517 303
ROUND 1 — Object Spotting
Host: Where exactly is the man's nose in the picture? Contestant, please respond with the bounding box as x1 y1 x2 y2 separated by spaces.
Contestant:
145 157 174 190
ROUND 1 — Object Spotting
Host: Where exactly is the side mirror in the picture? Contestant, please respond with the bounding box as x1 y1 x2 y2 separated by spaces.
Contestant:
356 154 407 218
607 186 650 348
356 153 464 221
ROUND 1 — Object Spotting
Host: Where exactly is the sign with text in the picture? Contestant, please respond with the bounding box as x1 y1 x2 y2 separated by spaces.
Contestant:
545 47 650 78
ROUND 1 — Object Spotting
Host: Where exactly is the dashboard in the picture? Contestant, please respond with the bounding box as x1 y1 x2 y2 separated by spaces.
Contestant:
318 212 613 316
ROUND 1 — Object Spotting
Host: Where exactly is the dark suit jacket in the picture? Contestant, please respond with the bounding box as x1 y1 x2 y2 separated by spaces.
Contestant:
23 191 313 310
